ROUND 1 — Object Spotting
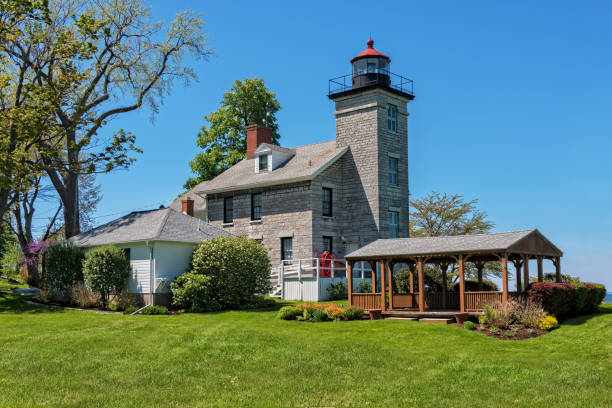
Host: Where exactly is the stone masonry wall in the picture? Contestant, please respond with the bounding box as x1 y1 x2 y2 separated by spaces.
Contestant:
333 88 411 244
207 182 313 267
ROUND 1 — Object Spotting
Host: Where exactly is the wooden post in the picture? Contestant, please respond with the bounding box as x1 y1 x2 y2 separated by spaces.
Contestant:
441 263 448 309
501 254 508 304
380 260 386 312
458 255 465 312
347 261 353 307
515 261 522 293
417 258 425 312
369 262 377 294
537 257 543 282
555 257 561 283
388 261 394 310
523 256 529 292
409 264 415 294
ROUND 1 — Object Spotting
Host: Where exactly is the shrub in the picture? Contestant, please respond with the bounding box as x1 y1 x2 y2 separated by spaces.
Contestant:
538 315 559 331
71 282 99 308
341 306 364 321
324 304 344 320
489 327 500 335
39 284 54 303
528 282 607 320
82 246 130 307
1 241 22 281
171 272 216 312
108 291 138 311
463 321 476 330
303 306 317 321
311 308 330 322
504 330 515 338
44 242 84 297
277 306 302 320
124 305 139 314
140 305 168 315
174 236 270 311
327 281 347 300
393 267 412 293
238 295 277 310
357 281 372 293
516 298 547 328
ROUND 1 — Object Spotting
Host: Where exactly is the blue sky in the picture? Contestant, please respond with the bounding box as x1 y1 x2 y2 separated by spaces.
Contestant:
39 1 612 288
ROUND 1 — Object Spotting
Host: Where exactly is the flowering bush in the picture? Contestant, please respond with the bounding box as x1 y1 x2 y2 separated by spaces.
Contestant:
528 282 607 320
280 303 363 322
538 315 559 331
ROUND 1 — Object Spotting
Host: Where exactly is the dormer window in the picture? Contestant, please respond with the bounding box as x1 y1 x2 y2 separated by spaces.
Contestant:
258 154 268 172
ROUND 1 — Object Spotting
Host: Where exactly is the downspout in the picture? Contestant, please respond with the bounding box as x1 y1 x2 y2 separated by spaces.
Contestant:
149 241 155 306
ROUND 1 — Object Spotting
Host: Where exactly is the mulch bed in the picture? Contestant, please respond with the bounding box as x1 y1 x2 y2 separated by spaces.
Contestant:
474 324 550 340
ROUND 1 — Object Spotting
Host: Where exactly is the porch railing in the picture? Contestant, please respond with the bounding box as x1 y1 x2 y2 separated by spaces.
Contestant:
352 293 381 310
351 291 532 311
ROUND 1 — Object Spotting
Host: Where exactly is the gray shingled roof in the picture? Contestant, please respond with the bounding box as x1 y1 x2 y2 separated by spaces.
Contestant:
256 143 295 155
70 208 230 247
346 229 563 259
191 140 347 194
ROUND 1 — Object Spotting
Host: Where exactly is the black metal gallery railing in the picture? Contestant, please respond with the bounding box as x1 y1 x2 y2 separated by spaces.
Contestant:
328 71 414 97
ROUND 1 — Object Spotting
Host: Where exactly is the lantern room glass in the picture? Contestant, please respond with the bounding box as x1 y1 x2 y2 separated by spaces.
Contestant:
352 57 389 76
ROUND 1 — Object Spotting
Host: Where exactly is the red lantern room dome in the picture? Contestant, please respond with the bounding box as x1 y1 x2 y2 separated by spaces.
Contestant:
350 39 391 63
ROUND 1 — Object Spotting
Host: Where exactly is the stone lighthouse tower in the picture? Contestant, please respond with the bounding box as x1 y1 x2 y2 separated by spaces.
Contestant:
329 39 414 245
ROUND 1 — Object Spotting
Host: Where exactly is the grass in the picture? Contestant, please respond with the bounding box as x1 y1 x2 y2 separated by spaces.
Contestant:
0 277 27 292
0 294 610 407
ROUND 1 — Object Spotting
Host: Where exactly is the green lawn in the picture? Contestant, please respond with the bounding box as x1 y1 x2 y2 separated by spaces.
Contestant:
0 293 610 408
0 277 27 292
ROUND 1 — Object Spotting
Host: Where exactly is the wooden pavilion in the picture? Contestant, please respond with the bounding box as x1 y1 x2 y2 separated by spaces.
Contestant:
345 229 563 315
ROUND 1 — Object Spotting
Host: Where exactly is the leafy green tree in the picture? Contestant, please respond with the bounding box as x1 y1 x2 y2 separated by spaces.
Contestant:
184 78 281 190
1 0 212 238
408 191 499 287
83 245 130 307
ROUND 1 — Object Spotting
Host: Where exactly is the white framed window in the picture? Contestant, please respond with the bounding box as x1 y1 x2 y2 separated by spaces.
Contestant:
388 104 397 133
389 211 399 238
258 154 268 171
281 237 293 265
389 157 398 186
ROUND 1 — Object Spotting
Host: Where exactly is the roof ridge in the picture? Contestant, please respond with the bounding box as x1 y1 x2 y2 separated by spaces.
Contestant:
152 208 172 239
383 229 536 241
291 139 336 149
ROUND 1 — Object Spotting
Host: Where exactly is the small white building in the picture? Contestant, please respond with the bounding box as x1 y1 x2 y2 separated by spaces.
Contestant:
70 207 229 306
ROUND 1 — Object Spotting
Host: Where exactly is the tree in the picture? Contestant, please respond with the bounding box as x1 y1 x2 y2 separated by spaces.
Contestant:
184 78 281 190
1 0 212 238
408 191 499 286
0 0 53 221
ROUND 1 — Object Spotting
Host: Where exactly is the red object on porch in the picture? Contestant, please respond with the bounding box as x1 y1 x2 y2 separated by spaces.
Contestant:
319 251 336 277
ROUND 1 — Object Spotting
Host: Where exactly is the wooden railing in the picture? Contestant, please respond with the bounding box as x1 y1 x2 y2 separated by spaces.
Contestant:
351 293 381 310
464 291 502 311
392 293 418 308
355 291 530 311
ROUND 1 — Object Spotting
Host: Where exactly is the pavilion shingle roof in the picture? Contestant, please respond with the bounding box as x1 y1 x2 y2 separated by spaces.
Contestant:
346 229 563 259
70 208 230 247
191 140 347 194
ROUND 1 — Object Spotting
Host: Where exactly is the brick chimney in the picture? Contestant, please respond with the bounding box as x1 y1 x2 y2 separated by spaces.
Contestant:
246 125 272 159
181 197 194 217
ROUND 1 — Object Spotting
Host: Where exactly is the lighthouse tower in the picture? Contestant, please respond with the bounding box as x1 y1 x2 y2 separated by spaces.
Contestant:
329 39 414 244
